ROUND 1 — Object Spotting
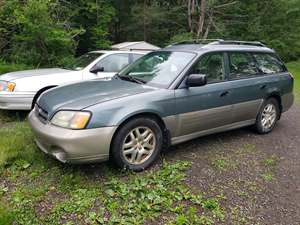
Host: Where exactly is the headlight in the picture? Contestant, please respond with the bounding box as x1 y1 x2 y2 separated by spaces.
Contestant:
51 111 91 129
0 81 16 92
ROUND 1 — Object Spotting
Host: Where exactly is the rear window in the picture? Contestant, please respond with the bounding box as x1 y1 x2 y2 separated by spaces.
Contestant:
253 53 286 74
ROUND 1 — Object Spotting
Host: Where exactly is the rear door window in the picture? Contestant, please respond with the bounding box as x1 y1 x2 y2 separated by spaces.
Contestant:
228 52 259 79
253 53 286 74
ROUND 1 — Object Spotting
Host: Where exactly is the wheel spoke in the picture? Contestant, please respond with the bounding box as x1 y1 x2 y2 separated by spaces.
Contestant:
124 141 135 149
123 147 136 155
143 133 153 144
130 149 138 163
135 150 144 163
130 131 135 140
122 126 156 165
143 142 154 150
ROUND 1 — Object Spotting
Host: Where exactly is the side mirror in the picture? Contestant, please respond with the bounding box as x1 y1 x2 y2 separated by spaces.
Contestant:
90 65 104 74
186 74 207 87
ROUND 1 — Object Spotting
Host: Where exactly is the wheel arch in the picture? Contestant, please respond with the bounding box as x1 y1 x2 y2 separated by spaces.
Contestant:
266 92 282 113
109 112 171 158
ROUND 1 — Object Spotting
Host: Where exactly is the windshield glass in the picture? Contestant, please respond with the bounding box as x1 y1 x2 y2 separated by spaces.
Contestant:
65 52 104 71
118 51 196 88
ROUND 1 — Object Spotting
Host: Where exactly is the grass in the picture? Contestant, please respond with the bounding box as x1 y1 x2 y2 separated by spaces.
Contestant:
0 122 37 167
287 60 300 103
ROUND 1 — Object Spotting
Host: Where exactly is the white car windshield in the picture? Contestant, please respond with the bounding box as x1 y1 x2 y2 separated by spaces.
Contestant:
64 52 104 71
118 51 196 88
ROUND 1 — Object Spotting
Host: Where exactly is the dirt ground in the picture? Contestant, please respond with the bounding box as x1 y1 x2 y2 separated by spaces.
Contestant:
1 105 299 224
165 105 300 225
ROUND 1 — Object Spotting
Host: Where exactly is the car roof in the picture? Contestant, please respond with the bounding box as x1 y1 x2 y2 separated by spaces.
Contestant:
89 50 147 54
163 42 275 54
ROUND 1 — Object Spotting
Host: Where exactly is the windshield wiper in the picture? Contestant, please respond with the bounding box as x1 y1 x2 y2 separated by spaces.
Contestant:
116 74 146 84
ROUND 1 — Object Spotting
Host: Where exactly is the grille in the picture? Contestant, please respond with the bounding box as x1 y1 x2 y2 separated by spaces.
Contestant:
35 105 49 123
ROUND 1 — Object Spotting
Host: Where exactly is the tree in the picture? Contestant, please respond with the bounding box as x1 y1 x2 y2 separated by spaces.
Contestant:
0 0 83 66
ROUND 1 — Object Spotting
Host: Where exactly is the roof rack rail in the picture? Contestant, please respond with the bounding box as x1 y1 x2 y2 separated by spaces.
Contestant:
170 39 266 47
172 39 224 46
214 40 266 47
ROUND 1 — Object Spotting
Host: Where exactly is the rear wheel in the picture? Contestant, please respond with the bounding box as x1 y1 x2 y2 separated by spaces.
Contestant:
254 98 280 134
111 117 163 171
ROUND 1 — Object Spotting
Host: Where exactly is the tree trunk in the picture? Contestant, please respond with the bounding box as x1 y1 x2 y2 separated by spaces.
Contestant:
187 0 192 32
197 0 206 39
143 0 147 41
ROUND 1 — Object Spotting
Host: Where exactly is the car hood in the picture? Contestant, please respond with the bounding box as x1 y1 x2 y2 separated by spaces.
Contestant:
0 68 72 81
38 78 157 115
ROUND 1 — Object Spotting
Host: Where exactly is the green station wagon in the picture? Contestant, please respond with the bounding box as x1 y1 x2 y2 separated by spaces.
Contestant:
28 40 294 171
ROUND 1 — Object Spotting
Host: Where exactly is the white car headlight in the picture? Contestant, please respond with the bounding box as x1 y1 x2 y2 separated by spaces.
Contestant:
0 81 16 92
51 111 91 129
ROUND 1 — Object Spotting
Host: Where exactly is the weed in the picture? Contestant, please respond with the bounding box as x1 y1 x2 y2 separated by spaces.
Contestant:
261 173 275 182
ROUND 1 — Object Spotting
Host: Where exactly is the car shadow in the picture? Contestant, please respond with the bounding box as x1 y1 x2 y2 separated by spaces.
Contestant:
0 110 29 122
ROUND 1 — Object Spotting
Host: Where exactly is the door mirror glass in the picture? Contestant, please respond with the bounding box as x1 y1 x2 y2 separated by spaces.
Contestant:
90 65 104 74
186 74 207 87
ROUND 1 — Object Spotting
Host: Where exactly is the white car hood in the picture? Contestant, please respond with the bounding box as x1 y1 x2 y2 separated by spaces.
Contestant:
0 68 72 81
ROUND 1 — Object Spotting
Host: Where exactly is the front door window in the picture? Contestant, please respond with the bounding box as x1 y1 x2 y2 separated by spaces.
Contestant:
191 53 225 83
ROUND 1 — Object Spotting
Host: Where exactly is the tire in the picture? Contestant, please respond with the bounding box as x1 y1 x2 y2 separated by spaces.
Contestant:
111 117 163 171
254 98 280 134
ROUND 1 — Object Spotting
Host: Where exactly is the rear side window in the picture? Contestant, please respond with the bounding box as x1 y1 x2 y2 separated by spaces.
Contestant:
253 53 286 74
229 52 259 79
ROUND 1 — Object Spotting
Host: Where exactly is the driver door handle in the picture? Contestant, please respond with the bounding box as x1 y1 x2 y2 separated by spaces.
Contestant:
260 84 267 90
220 91 230 97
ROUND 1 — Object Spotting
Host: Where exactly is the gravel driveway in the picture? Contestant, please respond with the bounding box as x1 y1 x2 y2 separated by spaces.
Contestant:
165 105 300 224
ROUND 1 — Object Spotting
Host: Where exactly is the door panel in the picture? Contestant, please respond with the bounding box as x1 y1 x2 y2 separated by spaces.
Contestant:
227 52 266 123
175 82 233 136
175 52 233 136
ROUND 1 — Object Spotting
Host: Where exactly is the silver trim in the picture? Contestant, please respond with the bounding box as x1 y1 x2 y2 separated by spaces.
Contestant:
171 119 255 145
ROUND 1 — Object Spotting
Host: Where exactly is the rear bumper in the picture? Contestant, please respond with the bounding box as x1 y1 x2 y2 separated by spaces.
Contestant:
281 92 294 112
0 92 34 110
28 110 117 164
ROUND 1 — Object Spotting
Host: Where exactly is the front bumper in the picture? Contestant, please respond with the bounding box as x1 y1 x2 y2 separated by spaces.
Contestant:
28 111 117 164
0 92 34 110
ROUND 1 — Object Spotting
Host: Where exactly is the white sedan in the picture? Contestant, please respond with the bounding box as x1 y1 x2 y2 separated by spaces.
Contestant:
0 50 145 110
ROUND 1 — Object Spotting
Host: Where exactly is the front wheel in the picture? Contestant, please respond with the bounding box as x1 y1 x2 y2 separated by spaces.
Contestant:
110 117 163 171
254 98 280 134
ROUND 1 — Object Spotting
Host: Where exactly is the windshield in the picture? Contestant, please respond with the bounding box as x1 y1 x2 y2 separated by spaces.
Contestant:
64 52 104 71
118 51 196 88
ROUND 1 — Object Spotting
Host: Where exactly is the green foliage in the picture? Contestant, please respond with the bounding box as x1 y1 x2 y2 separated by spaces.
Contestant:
0 60 30 74
168 32 195 45
223 0 300 61
287 60 300 103
10 0 83 66
261 173 275 182
0 0 300 66
0 203 14 225
0 122 38 167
